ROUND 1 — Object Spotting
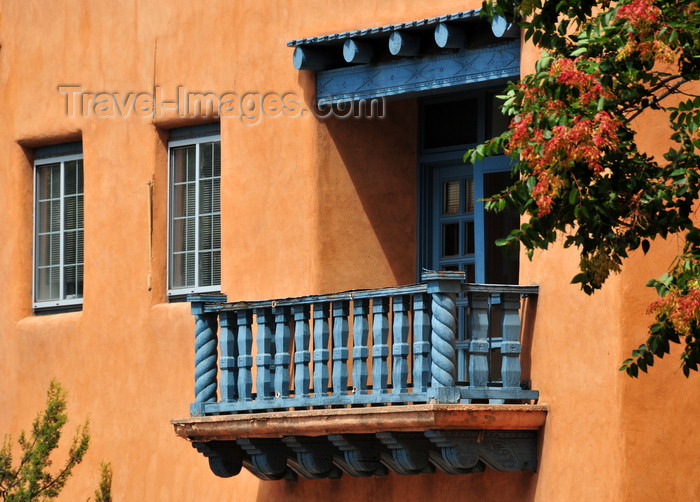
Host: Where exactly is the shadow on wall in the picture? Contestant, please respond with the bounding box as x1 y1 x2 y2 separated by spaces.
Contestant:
314 98 419 290
254 467 539 502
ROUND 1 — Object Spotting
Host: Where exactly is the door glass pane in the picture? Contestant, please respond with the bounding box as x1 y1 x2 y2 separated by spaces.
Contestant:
443 181 460 215
465 178 474 212
442 223 459 257
465 221 475 255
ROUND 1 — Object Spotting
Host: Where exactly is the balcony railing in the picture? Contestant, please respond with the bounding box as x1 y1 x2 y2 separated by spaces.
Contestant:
173 271 544 479
186 271 538 416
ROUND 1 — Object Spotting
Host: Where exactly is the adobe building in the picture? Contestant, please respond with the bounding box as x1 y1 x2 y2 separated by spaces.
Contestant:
0 1 698 500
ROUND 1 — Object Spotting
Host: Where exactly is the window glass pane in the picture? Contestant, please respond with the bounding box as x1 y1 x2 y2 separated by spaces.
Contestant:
50 200 60 232
212 213 221 248
77 195 84 229
36 234 51 268
200 179 215 214
200 251 213 287
76 264 84 296
212 142 221 177
212 178 221 213
172 184 188 218
36 267 60 301
443 181 460 215
65 196 78 230
65 161 78 195
64 231 78 264
50 165 61 198
199 215 213 249
212 250 221 285
423 98 478 149
442 223 459 257
37 164 59 200
77 159 84 192
200 142 215 178
172 147 195 183
171 252 196 288
50 233 60 267
65 266 78 297
37 201 52 233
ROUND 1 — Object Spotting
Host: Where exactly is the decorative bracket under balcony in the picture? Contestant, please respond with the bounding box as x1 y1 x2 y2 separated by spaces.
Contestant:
173 404 547 479
171 272 546 479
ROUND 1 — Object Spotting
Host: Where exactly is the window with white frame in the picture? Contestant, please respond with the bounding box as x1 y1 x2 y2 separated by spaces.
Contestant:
168 124 221 297
33 143 84 310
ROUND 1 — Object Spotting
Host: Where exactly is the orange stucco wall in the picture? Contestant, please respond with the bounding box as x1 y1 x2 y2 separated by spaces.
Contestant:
1 1 699 501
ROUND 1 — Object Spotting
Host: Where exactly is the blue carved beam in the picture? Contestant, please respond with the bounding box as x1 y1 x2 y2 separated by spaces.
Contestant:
315 40 520 106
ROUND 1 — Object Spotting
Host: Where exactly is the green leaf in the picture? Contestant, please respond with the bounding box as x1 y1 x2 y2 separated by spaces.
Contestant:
568 187 579 205
571 273 588 284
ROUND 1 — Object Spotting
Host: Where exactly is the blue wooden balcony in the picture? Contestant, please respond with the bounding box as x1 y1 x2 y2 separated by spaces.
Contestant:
171 271 547 479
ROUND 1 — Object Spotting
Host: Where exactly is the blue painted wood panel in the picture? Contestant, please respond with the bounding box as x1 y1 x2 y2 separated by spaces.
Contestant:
315 41 519 106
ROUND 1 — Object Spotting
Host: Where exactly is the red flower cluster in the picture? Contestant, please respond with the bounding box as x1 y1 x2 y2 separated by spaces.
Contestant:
550 58 611 107
507 106 622 214
616 0 661 27
616 0 675 62
648 284 700 336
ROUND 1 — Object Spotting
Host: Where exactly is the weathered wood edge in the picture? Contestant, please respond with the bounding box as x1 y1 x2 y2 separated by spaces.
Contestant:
172 404 549 441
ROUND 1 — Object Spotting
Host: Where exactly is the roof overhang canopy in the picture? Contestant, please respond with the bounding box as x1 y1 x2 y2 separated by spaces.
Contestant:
288 10 520 106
